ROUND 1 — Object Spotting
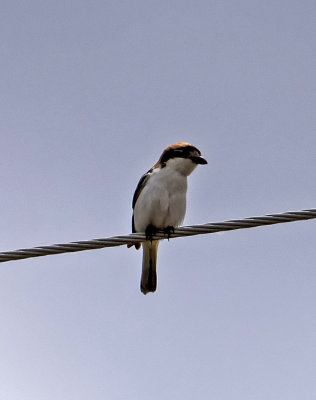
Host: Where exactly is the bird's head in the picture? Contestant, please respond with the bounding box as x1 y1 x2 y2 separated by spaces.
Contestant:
155 142 207 176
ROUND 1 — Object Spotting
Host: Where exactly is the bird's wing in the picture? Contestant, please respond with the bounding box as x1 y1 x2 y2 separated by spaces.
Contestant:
132 168 152 209
129 169 153 249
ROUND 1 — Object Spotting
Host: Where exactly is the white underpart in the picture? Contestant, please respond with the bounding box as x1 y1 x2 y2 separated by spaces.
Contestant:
133 158 198 232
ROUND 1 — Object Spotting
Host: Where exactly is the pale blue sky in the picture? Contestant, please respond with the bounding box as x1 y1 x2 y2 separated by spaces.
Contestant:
1 1 316 399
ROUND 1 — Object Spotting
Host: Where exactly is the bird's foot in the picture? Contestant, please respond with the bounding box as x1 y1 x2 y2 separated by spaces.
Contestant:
145 225 158 243
163 226 175 241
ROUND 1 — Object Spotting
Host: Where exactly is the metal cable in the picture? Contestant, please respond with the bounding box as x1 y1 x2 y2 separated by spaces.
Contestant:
0 209 315 263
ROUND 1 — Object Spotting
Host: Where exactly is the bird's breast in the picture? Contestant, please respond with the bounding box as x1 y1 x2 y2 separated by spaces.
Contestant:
133 167 188 232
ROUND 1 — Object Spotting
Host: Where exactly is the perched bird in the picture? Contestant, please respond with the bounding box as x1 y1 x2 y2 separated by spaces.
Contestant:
129 142 207 294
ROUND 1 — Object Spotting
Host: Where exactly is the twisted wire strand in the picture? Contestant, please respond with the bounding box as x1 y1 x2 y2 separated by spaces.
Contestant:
0 209 315 263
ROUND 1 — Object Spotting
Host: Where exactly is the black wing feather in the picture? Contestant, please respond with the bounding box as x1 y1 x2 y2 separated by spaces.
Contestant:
132 169 152 209
129 168 153 250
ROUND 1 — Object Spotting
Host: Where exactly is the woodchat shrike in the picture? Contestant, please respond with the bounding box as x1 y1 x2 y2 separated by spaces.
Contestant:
129 142 207 294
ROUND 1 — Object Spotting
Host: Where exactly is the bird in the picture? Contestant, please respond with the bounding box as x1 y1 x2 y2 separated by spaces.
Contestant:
129 142 207 294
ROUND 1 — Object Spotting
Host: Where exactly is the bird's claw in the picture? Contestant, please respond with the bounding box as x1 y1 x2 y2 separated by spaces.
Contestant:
163 226 174 241
145 225 158 243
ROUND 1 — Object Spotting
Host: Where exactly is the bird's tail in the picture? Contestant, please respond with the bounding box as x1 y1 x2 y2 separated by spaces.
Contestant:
141 240 160 295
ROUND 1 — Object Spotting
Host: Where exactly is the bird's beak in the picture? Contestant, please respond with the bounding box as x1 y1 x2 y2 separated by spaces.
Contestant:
191 156 208 165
